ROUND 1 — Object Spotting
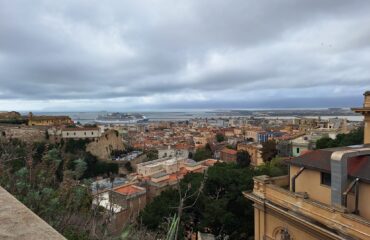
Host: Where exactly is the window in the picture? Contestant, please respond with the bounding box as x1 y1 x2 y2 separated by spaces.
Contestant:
296 147 300 154
274 228 292 240
84 132 86 135
321 172 331 186
91 132 94 135
66 133 69 136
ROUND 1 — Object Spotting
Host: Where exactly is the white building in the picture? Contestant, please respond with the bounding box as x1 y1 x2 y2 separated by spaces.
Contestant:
136 157 187 177
61 127 101 139
158 146 189 159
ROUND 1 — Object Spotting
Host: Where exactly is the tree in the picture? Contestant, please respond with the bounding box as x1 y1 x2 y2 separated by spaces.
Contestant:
146 149 158 161
124 161 133 172
193 147 212 162
255 158 288 177
73 159 87 179
226 145 236 150
236 151 251 168
64 139 89 154
81 152 118 178
316 127 364 149
0 140 122 239
139 173 204 238
45 130 49 140
261 140 278 162
140 188 179 230
215 133 225 143
315 137 335 149
140 162 289 239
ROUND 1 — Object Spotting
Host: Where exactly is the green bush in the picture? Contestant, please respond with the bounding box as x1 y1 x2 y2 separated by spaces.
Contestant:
64 139 90 154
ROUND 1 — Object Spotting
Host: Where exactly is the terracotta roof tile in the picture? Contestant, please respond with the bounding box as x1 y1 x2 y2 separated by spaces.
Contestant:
114 185 144 195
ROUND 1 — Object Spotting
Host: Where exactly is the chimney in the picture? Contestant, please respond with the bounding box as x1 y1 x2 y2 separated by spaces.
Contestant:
331 148 370 207
352 91 370 144
364 91 370 108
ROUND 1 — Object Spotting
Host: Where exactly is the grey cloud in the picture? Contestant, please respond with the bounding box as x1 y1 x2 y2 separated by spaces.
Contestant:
0 0 370 109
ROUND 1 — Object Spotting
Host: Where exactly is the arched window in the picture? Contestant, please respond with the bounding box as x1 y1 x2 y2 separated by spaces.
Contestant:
274 227 292 240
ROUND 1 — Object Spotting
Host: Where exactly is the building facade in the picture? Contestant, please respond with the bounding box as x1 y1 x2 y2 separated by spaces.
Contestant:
245 91 370 240
290 135 316 157
61 127 101 139
220 148 237 163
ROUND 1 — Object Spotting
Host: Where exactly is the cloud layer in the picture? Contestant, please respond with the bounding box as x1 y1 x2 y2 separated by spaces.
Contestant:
1 0 370 111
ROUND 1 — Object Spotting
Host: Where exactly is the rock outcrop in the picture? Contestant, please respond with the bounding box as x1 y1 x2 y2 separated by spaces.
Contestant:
86 130 124 160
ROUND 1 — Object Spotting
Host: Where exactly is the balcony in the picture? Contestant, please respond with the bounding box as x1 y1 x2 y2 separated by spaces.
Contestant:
244 175 370 240
0 187 65 240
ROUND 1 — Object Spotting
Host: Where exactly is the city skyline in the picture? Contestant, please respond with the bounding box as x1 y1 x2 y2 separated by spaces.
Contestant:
1 0 370 111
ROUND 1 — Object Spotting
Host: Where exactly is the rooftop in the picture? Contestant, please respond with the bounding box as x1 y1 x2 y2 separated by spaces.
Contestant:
202 159 219 166
113 184 145 195
29 115 71 120
151 171 168 179
352 107 370 113
62 127 100 131
91 177 126 194
287 144 370 183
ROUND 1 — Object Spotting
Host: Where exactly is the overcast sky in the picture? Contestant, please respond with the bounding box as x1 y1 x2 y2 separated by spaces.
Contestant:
1 0 370 111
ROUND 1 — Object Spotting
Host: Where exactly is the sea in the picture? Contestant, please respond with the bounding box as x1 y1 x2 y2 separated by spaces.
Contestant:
24 111 364 124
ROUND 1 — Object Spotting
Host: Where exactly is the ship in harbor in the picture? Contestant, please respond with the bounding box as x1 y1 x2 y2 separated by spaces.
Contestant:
95 112 148 124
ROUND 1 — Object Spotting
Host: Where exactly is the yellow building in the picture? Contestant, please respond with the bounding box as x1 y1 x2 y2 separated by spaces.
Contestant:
28 112 73 126
237 142 264 166
352 91 370 145
245 91 370 240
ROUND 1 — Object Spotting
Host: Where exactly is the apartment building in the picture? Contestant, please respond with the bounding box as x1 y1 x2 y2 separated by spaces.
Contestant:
245 91 370 240
137 157 186 177
136 157 217 202
290 134 317 157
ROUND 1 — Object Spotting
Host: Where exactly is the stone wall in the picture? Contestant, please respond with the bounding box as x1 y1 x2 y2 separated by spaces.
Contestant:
0 125 47 143
0 187 65 240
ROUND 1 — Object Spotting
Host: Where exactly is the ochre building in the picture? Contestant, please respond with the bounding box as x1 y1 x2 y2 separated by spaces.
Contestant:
28 112 73 126
245 91 370 240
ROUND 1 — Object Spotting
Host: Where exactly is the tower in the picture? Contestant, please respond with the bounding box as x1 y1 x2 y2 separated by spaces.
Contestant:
352 91 370 144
